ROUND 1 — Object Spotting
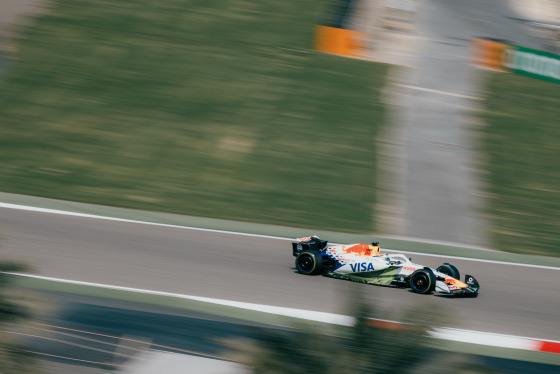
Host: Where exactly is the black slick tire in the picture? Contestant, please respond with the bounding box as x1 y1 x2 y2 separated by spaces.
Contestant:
410 268 436 294
295 250 323 275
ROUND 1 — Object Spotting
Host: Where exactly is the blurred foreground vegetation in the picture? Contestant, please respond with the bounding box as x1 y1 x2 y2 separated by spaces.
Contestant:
0 263 37 374
226 292 501 374
480 73 560 256
0 0 387 233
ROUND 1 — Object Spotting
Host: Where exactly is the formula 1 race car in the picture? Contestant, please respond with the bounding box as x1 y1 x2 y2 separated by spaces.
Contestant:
292 236 479 296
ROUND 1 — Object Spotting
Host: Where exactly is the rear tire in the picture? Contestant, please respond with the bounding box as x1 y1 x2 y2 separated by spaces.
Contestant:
436 263 460 279
295 250 323 275
410 269 436 294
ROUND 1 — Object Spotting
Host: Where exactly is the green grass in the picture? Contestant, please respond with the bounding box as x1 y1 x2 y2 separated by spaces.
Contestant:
480 72 560 256
0 0 388 233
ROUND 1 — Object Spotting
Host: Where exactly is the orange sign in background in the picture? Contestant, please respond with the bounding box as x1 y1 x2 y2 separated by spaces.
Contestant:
470 38 511 71
314 25 366 58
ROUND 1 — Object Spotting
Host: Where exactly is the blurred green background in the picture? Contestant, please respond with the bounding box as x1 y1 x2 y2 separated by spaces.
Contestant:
0 0 558 256
481 73 560 256
0 0 387 233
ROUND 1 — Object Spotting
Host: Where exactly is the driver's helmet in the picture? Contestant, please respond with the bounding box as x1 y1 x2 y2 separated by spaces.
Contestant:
368 241 381 255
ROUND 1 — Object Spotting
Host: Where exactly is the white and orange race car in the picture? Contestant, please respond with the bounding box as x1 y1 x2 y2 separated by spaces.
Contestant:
292 236 479 296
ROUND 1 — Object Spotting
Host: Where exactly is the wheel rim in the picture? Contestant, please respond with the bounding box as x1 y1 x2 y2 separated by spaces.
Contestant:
413 273 429 291
298 255 314 272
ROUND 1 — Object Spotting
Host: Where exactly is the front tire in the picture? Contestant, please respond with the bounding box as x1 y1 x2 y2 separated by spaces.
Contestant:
410 269 436 294
295 250 323 275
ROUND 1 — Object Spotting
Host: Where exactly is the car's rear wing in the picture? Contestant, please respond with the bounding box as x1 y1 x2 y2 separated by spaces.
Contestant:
292 236 328 257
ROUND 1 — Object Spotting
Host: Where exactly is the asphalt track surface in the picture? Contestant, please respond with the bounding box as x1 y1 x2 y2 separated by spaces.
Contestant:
1 207 559 343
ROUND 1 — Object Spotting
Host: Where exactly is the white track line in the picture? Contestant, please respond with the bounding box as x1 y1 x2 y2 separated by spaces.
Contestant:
0 202 289 241
10 272 354 327
431 328 542 350
1 202 558 271
395 84 483 100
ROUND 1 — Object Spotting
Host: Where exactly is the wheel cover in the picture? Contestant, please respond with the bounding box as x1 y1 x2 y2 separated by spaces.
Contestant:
413 273 429 291
298 255 314 272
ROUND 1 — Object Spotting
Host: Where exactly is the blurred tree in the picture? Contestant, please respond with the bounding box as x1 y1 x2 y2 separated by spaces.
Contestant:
226 288 501 374
0 262 37 374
